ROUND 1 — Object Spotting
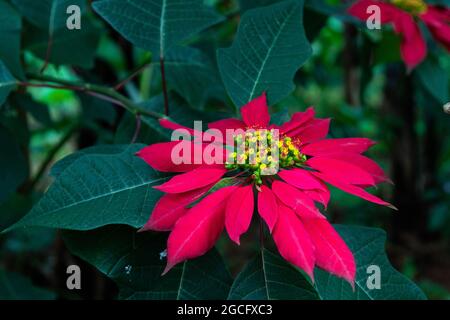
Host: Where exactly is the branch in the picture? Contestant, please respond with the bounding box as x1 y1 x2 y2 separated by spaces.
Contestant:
131 114 142 144
114 57 152 90
20 73 166 120
160 56 169 116
26 124 78 192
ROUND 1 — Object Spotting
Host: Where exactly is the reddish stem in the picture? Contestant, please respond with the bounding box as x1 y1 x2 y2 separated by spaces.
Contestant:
160 56 169 116
114 61 152 90
40 33 54 74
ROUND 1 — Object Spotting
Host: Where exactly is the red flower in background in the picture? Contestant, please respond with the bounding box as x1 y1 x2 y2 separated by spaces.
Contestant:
137 93 395 287
348 0 450 69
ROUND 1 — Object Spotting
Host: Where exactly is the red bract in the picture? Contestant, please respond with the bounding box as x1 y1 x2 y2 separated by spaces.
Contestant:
137 93 395 286
348 0 450 69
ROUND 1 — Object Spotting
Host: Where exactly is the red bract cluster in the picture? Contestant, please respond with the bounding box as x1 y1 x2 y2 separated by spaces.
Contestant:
349 0 450 69
137 93 394 286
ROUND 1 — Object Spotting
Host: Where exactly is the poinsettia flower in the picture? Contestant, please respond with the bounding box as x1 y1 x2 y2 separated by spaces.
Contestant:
348 0 450 69
137 93 395 286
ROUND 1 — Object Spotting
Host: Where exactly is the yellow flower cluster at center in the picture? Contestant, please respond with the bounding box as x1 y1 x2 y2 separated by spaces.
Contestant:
225 130 306 185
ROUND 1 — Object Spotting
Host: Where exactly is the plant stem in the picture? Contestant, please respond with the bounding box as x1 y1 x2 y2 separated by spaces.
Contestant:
21 73 166 120
160 56 169 115
114 57 152 90
27 124 78 192
131 114 142 144
140 64 153 101
40 33 53 74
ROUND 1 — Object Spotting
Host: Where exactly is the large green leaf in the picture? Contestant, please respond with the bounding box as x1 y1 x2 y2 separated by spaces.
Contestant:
0 125 28 204
160 46 225 108
13 0 100 68
0 193 31 231
0 0 23 78
229 225 426 300
0 61 16 106
0 268 55 300
314 225 427 300
415 57 449 105
228 249 319 300
10 94 52 126
6 144 168 231
23 17 102 69
11 0 86 30
49 144 128 178
217 0 312 107
63 225 233 300
92 0 224 57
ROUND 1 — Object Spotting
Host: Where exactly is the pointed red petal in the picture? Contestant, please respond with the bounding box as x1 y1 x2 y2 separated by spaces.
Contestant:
421 6 450 51
348 0 398 23
257 185 279 233
278 168 326 190
159 118 195 134
307 157 376 186
301 138 376 156
163 186 237 274
303 219 355 287
225 185 254 244
319 152 391 184
303 188 330 209
140 185 212 231
392 10 427 69
292 118 330 145
273 205 315 281
240 92 270 128
208 118 246 138
154 168 226 193
312 172 395 208
279 107 315 135
137 141 225 172
272 181 325 219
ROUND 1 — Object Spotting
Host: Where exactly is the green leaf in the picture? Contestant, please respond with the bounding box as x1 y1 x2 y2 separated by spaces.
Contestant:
0 0 23 78
269 108 290 126
0 125 28 204
228 249 319 300
0 61 16 107
217 0 312 107
229 226 426 300
49 144 127 178
373 32 402 65
23 17 102 69
0 193 32 231
6 144 169 231
63 225 233 300
304 0 350 18
314 225 427 300
13 0 100 68
161 46 224 108
78 93 117 125
11 0 86 30
92 0 224 57
10 94 52 126
415 57 449 105
239 0 281 11
0 268 55 299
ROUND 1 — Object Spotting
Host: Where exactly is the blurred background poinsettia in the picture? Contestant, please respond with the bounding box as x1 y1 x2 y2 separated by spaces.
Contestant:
0 0 449 300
